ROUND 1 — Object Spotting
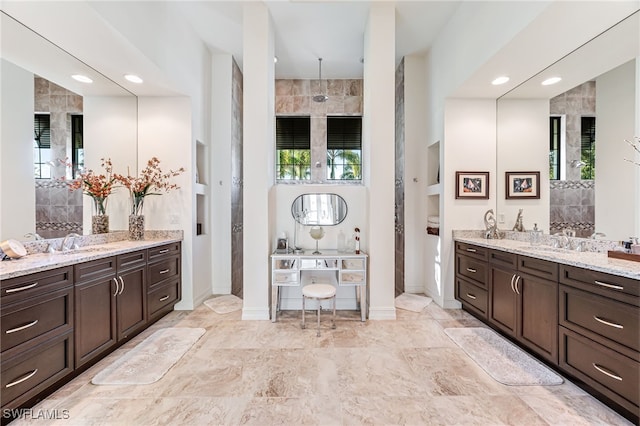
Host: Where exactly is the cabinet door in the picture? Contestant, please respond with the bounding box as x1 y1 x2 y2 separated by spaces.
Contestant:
517 273 558 363
75 277 117 368
489 265 517 335
117 266 147 340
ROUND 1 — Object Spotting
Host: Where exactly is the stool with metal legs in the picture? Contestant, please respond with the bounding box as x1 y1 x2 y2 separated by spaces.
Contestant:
301 284 336 337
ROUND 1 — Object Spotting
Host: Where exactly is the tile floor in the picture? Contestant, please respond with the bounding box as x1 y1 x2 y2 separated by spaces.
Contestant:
12 300 633 425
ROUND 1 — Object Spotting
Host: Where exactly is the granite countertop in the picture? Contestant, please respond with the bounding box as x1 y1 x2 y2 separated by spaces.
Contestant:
0 234 182 280
454 235 640 280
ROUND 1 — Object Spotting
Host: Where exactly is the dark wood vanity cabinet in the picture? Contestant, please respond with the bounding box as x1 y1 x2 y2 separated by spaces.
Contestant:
147 242 182 321
454 242 489 318
0 267 74 413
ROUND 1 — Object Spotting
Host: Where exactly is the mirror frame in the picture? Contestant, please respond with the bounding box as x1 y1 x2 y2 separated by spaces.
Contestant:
291 193 348 226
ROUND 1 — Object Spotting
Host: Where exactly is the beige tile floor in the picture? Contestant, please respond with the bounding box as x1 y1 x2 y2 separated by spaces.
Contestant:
12 300 633 425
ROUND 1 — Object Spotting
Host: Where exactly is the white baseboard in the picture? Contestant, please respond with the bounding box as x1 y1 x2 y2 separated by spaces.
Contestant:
403 284 425 294
368 306 396 320
241 307 270 320
442 298 462 309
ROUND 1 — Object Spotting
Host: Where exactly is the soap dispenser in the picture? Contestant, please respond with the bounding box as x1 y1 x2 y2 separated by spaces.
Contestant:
530 223 542 246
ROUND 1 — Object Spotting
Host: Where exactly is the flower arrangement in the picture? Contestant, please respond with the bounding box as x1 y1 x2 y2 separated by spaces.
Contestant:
114 157 185 216
67 158 116 215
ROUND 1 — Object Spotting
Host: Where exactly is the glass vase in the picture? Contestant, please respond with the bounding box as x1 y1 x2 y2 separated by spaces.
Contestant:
129 214 145 240
91 196 109 234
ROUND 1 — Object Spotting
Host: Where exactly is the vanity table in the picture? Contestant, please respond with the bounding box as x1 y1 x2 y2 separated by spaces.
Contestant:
270 250 368 322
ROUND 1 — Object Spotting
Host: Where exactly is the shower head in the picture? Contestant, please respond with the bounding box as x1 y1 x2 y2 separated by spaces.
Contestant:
312 94 328 103
570 160 586 168
313 58 328 103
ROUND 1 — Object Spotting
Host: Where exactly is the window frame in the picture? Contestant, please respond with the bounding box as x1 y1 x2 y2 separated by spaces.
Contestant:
326 115 362 182
275 115 312 182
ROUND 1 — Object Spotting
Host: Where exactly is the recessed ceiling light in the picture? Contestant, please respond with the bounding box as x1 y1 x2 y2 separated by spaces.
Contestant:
542 77 562 86
491 76 509 85
124 74 143 84
71 74 93 83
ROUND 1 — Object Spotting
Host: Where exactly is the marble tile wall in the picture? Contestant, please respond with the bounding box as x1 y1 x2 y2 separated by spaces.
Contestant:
549 82 596 238
231 58 244 298
34 76 84 238
394 59 405 296
275 78 363 183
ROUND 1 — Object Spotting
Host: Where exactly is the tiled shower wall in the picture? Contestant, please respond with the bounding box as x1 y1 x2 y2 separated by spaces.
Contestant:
34 76 83 238
394 59 405 297
549 81 595 238
275 78 363 183
231 59 244 298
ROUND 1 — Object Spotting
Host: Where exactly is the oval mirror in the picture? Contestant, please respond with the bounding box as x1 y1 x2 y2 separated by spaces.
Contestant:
291 193 348 226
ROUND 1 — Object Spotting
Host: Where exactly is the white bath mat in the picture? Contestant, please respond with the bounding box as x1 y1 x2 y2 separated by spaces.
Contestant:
92 327 205 385
395 293 432 312
204 295 243 314
444 327 563 386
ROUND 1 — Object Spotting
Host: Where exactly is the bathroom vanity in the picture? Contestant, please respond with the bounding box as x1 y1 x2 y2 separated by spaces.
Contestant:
271 250 368 322
454 235 639 420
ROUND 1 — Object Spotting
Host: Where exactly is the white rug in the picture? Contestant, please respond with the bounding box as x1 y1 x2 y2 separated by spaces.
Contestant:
204 295 243 314
444 327 563 386
395 293 432 312
92 327 205 385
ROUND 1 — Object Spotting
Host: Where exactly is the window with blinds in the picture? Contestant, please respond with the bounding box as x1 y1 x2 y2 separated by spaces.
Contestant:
580 116 595 179
71 115 84 178
276 116 311 180
327 116 362 180
34 113 51 179
549 116 561 180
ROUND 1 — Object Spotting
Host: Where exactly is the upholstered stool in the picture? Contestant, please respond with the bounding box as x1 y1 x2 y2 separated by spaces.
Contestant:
301 284 336 337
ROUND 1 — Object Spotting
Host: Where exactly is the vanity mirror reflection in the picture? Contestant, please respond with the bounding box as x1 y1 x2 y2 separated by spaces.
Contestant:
0 11 138 241
496 10 639 241
291 193 348 226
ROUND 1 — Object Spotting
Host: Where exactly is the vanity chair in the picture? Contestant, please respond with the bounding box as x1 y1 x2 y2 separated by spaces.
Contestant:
301 283 336 337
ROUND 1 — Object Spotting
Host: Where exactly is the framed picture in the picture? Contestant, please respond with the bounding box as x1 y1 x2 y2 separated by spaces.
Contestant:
505 171 540 199
456 171 489 199
275 237 288 253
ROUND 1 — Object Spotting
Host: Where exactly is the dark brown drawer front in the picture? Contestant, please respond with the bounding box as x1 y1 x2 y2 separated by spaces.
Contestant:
456 277 487 315
74 257 116 283
456 254 488 288
518 255 558 281
1 288 73 353
560 265 639 301
560 285 639 353
1 267 72 304
148 242 181 262
489 250 517 268
117 250 147 271
454 242 488 261
148 256 180 288
1 331 73 408
148 279 180 317
560 328 639 409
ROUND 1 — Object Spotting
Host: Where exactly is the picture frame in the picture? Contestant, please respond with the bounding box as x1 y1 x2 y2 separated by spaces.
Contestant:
275 237 289 253
455 171 489 199
505 171 540 199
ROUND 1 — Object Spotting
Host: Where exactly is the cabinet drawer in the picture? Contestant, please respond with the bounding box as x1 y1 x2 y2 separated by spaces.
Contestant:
117 249 147 271
489 250 517 268
74 257 116 283
273 271 299 285
1 267 72 304
560 265 639 302
273 258 297 270
342 259 365 270
560 285 639 354
455 242 488 261
456 254 488 288
518 255 558 282
560 327 639 409
148 279 180 317
1 331 73 409
148 256 180 288
1 287 73 353
456 277 487 315
148 242 181 262
300 258 339 269
340 271 365 285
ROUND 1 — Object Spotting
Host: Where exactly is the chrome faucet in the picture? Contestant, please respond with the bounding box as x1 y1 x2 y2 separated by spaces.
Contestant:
24 232 44 240
61 233 80 251
512 209 525 232
590 232 607 239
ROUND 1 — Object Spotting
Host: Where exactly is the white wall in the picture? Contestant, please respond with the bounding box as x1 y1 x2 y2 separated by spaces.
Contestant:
0 59 35 241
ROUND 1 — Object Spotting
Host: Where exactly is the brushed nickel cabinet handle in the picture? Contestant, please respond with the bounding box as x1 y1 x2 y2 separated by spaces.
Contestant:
593 316 624 329
159 249 170 254
466 248 477 253
466 293 477 300
159 269 170 274
6 282 38 294
592 363 622 381
118 276 125 295
594 280 623 291
6 369 38 388
159 295 170 302
6 320 38 334
112 278 119 296
510 274 516 293
466 268 477 273
514 275 521 295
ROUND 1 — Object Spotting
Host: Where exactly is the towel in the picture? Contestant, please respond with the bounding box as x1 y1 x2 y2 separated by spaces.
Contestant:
427 216 440 225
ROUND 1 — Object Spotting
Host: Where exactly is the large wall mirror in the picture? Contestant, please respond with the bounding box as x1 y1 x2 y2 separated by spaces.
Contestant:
0 11 138 241
291 193 348 226
496 10 639 241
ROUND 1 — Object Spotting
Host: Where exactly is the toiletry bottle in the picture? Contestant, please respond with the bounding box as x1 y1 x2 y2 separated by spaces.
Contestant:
337 230 346 253
530 223 542 246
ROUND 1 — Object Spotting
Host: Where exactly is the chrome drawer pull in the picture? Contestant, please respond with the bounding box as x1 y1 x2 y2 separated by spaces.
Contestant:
514 275 521 295
592 363 622 381
159 249 170 254
159 269 170 274
466 248 477 253
159 295 170 302
112 278 119 296
593 316 623 329
118 276 125 295
6 369 38 388
466 293 477 300
6 282 38 294
594 280 623 291
466 268 477 273
6 320 38 334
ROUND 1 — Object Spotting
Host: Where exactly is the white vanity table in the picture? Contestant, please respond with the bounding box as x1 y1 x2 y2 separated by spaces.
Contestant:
270 250 368 322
